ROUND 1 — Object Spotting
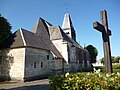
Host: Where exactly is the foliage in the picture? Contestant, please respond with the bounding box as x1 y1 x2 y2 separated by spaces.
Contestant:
113 64 120 69
78 66 93 72
0 14 12 45
112 64 120 73
94 66 105 72
85 45 98 63
100 56 120 63
100 57 104 63
115 56 120 63
94 64 120 73
49 72 120 90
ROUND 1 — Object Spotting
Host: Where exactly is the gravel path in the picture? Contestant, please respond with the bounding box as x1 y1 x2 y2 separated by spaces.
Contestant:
0 79 49 90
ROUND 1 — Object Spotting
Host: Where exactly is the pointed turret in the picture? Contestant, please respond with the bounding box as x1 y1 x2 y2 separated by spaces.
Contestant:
62 12 76 41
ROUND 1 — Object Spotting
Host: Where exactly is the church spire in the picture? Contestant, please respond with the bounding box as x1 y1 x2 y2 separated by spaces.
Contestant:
62 12 76 41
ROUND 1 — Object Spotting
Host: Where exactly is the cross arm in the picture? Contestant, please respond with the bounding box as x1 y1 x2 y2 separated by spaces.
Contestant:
93 21 104 32
93 21 111 36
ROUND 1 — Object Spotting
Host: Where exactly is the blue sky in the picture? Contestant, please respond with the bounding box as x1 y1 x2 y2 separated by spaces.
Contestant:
0 0 120 60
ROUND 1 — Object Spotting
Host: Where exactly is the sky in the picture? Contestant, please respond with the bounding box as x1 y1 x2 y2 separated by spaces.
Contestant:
0 0 120 60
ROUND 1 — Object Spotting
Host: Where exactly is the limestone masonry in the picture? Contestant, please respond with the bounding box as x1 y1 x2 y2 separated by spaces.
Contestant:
0 13 91 81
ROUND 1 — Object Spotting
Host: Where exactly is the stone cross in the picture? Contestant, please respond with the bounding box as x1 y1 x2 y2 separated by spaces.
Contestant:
93 10 113 73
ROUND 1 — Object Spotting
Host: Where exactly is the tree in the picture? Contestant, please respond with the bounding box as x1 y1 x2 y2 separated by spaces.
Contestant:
100 57 104 63
85 45 98 63
100 56 120 63
114 56 120 63
0 14 12 45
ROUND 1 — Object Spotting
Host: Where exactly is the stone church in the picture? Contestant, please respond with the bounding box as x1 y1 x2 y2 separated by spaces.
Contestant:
0 13 91 81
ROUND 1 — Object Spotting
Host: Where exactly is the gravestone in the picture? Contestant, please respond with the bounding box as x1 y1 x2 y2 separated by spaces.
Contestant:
93 10 113 73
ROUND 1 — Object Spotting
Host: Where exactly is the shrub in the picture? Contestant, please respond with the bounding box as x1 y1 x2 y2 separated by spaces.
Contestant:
49 72 120 90
94 66 105 72
79 66 93 72
113 64 120 69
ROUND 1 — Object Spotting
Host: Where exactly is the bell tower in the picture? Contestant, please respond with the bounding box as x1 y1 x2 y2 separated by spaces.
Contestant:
62 12 76 41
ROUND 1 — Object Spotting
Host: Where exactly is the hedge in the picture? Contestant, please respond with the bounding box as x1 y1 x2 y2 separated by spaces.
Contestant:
49 72 120 90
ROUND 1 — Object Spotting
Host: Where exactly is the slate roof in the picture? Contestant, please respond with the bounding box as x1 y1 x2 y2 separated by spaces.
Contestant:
31 17 48 33
0 15 85 58
49 26 70 41
10 29 24 48
0 27 63 59
22 28 50 50
49 25 83 48
0 29 24 49
31 17 52 36
28 28 63 58
29 18 63 58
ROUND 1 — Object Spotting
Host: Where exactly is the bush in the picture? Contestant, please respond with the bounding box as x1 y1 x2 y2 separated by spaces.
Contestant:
79 66 93 72
113 64 120 73
94 66 105 72
49 72 120 90
113 64 120 69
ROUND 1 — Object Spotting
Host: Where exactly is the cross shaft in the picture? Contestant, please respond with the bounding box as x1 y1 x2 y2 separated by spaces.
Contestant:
93 10 112 73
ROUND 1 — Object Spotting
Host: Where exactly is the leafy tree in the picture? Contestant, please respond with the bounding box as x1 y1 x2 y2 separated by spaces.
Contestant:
0 14 12 45
114 56 120 63
100 56 120 63
112 56 115 63
100 57 104 63
85 45 98 63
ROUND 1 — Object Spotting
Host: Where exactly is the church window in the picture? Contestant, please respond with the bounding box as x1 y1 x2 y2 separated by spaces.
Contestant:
34 62 37 68
47 55 49 60
41 62 43 68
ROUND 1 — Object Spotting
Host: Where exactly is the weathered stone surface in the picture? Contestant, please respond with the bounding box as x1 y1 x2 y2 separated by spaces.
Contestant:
24 48 50 78
0 48 25 81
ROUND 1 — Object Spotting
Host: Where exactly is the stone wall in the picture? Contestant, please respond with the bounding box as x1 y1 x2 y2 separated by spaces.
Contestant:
68 42 77 71
52 39 73 72
52 39 68 63
0 47 64 81
0 44 91 81
68 43 76 63
50 59 63 73
24 47 53 80
52 39 78 72
0 50 12 80
9 48 25 81
0 48 25 81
